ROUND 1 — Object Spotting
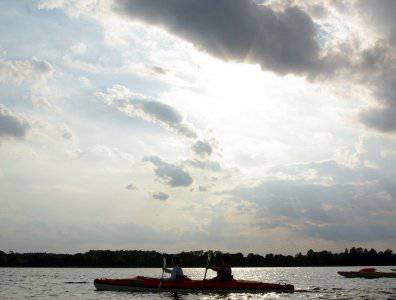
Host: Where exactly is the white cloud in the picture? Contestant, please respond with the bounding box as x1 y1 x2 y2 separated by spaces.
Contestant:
79 76 92 88
184 159 222 172
70 42 87 55
37 0 109 18
58 124 73 140
70 144 135 164
0 58 53 84
0 57 55 109
96 84 197 138
0 47 6 59
62 54 102 73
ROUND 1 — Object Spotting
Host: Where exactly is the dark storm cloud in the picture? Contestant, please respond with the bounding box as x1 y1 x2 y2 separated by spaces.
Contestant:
223 160 396 242
114 0 321 75
359 0 396 45
143 155 193 187
361 106 396 133
113 0 396 133
192 140 213 158
348 1 396 132
357 42 396 132
152 192 169 200
0 105 30 140
229 180 395 241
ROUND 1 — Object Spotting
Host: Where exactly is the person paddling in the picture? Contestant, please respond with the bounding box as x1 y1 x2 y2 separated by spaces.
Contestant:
162 256 185 281
208 253 233 281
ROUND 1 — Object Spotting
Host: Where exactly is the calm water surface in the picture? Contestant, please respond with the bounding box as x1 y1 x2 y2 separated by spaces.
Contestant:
0 266 395 299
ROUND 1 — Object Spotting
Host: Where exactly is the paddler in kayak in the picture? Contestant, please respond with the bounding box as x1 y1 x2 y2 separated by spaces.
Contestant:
208 253 233 281
162 256 185 281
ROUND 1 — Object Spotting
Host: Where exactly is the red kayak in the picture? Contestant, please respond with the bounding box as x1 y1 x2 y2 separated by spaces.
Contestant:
338 268 396 279
94 276 294 293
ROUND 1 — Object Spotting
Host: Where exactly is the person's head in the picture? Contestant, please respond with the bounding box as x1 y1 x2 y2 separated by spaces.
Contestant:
172 256 181 267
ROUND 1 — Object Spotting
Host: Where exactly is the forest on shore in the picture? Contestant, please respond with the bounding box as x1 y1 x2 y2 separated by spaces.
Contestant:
1 247 395 267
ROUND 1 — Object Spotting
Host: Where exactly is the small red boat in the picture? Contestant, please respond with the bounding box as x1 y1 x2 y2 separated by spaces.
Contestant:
338 268 396 279
94 276 294 293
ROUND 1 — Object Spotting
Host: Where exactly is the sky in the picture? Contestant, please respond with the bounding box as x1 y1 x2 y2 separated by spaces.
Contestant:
1 0 396 255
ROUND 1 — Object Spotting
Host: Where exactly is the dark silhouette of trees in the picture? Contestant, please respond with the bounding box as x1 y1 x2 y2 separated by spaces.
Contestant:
0 248 394 267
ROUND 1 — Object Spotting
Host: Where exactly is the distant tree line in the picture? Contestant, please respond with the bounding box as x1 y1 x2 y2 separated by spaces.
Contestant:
0 247 395 267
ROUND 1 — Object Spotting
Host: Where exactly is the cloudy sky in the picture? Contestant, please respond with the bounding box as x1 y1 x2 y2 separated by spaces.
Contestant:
1 0 396 255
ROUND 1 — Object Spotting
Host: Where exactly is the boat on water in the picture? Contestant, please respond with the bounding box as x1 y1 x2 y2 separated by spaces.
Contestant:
94 276 294 293
338 268 396 279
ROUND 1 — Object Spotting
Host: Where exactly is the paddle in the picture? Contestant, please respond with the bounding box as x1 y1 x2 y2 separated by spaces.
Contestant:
203 251 213 280
161 256 166 279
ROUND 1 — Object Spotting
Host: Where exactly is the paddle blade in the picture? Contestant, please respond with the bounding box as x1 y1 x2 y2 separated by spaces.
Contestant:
207 251 213 264
162 256 166 269
204 251 213 280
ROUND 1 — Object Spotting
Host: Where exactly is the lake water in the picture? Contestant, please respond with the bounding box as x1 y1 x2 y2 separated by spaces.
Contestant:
0 266 395 299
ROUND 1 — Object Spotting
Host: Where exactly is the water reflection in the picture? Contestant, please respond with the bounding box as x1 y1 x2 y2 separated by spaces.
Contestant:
128 291 238 300
169 292 187 300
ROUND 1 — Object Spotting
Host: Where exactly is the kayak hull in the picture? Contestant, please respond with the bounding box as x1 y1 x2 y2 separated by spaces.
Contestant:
94 276 294 293
338 271 396 279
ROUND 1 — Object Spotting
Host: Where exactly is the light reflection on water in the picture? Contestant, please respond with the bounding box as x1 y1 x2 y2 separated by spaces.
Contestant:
0 266 395 299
